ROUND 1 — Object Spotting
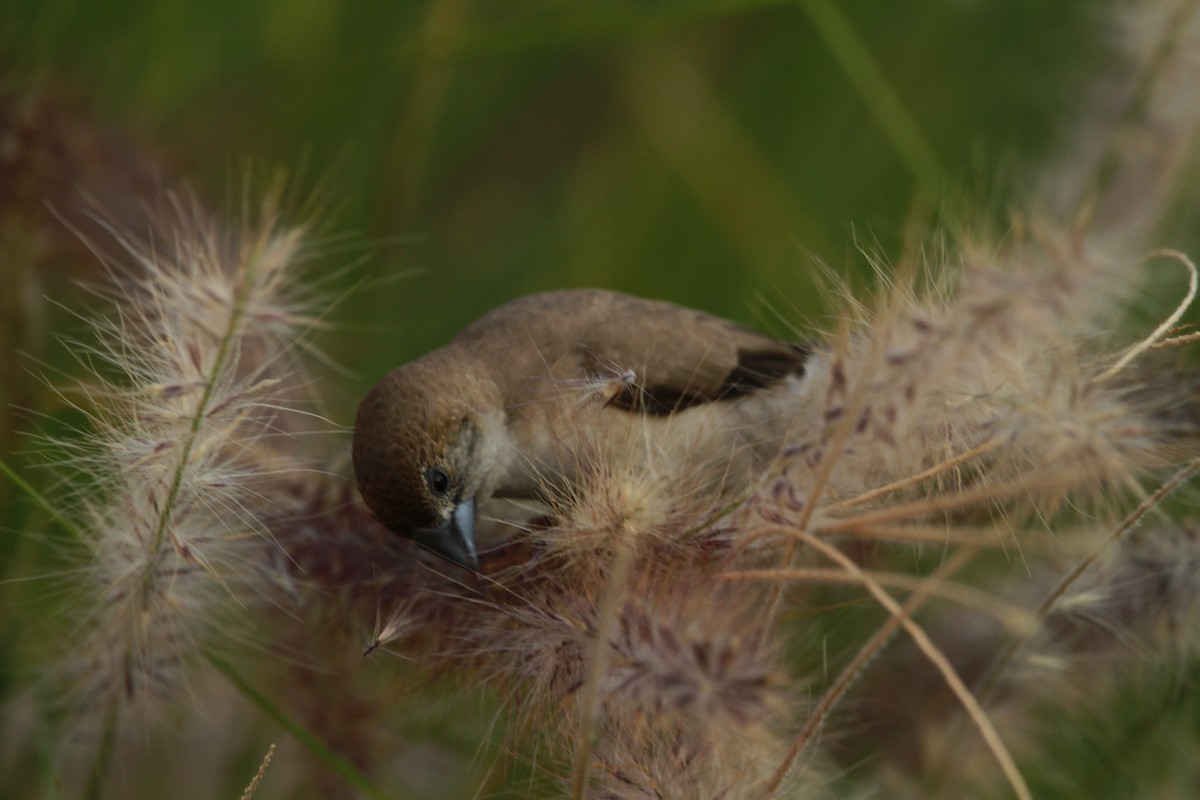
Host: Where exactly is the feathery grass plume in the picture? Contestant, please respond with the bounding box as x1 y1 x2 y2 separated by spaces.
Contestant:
1038 0 1200 242
869 8 1200 776
752 245 1200 566
511 423 799 798
733 237 1200 793
589 720 811 800
1047 519 1200 654
851 514 1200 798
469 559 799 799
598 567 782 734
538 413 748 565
797 3 1200 786
582 566 804 800
40 190 319 781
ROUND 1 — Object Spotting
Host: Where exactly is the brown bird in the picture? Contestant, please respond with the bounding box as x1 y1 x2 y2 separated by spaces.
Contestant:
352 289 814 569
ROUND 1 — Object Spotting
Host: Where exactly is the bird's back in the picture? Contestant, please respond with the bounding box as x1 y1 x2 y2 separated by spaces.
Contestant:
446 290 812 496
450 289 808 411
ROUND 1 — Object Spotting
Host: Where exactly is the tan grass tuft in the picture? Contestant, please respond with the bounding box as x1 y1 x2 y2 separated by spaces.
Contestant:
44 190 322 744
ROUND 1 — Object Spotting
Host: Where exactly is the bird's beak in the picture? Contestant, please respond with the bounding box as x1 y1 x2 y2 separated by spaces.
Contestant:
413 497 478 570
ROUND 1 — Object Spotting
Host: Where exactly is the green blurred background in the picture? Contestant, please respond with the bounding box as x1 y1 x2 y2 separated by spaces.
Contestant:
1 0 1121 407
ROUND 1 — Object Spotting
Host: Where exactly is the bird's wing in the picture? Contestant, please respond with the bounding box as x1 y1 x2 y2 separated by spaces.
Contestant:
576 294 809 416
450 289 808 415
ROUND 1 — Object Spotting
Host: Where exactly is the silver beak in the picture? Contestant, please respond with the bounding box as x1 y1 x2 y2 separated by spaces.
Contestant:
412 497 478 570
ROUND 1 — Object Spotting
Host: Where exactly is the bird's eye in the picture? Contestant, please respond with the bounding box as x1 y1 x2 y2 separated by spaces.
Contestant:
425 467 451 496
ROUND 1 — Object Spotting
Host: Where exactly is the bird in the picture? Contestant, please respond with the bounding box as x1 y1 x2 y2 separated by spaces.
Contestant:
352 289 816 570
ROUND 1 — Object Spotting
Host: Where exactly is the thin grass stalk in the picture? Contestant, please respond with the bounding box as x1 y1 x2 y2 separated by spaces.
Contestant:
570 528 639 800
822 439 999 513
759 313 898 644
787 527 1032 800
1071 0 1200 233
239 743 276 800
921 457 1200 797
209 655 392 800
981 456 1200 703
144 234 263 562
1093 250 1197 381
720 566 1034 632
758 545 979 794
0 457 83 537
84 698 120 800
797 0 945 197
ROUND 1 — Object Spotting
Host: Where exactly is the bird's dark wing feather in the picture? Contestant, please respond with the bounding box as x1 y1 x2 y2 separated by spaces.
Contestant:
601 343 809 415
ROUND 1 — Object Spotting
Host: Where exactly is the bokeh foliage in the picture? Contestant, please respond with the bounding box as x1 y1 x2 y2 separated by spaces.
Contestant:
3 0 1118 380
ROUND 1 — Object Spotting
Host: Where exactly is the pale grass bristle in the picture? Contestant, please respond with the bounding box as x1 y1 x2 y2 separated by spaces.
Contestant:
46 193 320 734
240 743 276 800
753 240 1194 544
590 723 811 800
599 567 782 738
1039 1 1200 240
856 517 1200 797
539 412 756 567
548 458 683 561
1048 520 1200 650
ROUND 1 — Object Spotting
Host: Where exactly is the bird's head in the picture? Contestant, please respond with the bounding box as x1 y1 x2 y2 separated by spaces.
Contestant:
352 353 502 570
